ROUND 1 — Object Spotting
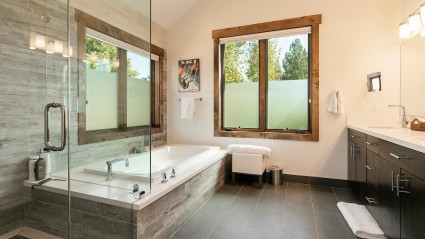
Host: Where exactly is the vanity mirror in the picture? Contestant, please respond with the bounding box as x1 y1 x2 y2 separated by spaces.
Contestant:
400 34 425 116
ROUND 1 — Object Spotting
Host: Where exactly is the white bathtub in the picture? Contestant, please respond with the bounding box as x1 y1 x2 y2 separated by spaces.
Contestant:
84 145 220 183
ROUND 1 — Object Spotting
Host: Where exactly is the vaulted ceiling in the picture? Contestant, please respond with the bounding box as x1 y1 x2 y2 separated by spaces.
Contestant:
122 0 201 29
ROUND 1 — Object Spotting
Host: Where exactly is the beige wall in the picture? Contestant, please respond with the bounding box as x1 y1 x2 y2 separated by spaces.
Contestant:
402 0 422 20
166 0 401 179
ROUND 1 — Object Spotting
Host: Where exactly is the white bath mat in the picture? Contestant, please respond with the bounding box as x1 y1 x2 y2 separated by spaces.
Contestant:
337 202 386 239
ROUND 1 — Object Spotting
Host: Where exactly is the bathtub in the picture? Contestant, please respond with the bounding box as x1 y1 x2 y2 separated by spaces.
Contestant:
84 145 220 183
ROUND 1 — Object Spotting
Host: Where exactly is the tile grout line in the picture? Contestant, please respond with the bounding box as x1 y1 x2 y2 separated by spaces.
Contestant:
308 184 321 239
205 183 245 239
331 187 340 202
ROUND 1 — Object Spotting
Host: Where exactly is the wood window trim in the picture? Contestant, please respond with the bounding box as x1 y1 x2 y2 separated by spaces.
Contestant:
75 10 164 145
212 14 321 141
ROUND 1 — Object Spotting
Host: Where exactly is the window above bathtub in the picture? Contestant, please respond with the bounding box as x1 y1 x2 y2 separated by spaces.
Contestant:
212 15 321 141
76 10 165 144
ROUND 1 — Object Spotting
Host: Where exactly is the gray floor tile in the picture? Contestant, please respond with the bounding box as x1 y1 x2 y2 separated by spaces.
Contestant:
173 212 217 239
203 190 237 212
286 183 311 203
257 191 285 213
280 223 318 239
314 210 354 239
264 182 287 193
236 184 264 201
207 221 246 239
221 198 257 226
332 188 360 204
220 183 244 193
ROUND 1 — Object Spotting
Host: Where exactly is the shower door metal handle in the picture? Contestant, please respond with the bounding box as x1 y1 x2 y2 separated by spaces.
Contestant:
44 103 67 151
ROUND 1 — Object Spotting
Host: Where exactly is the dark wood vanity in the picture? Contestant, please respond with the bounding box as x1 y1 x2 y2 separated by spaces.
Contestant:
348 128 425 239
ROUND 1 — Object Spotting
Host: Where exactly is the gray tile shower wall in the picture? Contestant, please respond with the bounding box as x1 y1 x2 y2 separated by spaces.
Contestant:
0 0 167 234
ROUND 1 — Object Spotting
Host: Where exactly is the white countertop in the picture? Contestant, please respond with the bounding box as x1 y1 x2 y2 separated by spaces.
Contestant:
347 123 425 153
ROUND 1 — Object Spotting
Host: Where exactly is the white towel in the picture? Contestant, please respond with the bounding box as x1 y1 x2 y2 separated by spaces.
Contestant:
412 117 425 123
337 202 386 239
181 97 196 119
227 144 271 158
328 89 344 114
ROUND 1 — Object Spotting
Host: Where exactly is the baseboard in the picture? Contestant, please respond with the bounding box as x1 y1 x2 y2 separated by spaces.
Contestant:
265 173 350 189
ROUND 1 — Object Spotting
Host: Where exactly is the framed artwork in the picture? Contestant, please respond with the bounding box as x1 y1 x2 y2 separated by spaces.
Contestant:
178 59 200 92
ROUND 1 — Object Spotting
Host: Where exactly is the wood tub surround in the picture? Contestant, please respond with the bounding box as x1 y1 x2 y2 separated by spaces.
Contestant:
75 10 165 145
347 126 425 239
212 14 322 141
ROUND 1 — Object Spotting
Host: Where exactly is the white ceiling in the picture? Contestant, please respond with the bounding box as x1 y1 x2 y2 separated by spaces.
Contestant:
152 0 201 29
121 0 201 29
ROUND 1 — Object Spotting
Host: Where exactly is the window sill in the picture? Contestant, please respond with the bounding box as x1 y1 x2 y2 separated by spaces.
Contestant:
214 130 318 141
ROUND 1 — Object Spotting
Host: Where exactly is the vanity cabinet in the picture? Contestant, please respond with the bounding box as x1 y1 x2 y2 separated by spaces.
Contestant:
348 128 425 239
348 129 367 204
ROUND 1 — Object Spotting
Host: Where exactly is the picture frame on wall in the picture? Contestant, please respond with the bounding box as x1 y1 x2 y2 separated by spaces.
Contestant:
178 59 200 92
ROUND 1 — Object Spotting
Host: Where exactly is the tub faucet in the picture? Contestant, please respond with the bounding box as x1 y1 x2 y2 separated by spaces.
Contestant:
170 168 176 178
161 172 168 183
106 157 129 181
388 105 408 128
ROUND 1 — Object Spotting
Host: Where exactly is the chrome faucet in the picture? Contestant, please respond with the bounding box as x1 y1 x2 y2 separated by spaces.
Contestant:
161 172 168 183
106 157 129 181
388 105 408 128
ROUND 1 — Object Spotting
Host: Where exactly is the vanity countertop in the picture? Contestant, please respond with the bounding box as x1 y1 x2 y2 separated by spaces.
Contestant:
347 123 425 154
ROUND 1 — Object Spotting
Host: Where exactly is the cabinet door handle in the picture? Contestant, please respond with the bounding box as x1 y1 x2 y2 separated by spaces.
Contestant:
366 142 378 146
365 197 378 204
390 153 409 160
391 171 395 192
366 165 375 170
350 135 358 139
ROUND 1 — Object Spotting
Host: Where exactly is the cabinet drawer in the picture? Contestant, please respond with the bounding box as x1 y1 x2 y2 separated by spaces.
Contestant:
348 128 366 147
379 139 425 180
366 151 380 184
366 135 380 155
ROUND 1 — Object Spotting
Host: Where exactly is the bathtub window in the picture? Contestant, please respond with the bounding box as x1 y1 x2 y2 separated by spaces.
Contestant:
76 11 165 144
212 15 321 141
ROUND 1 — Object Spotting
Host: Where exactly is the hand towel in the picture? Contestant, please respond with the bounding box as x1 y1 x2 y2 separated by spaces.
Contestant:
227 144 271 157
328 89 345 114
337 202 386 239
181 97 196 119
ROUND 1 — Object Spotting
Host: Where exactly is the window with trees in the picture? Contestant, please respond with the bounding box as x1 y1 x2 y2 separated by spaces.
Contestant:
76 10 164 144
212 15 321 141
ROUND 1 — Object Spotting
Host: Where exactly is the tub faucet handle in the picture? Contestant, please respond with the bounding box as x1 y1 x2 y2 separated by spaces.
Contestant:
171 168 176 178
130 184 139 194
134 190 145 199
161 172 168 183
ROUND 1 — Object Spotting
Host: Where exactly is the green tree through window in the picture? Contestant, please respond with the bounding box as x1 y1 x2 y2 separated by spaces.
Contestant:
281 38 308 80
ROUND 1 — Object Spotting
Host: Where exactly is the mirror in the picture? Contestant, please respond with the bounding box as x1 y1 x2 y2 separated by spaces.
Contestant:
400 34 425 116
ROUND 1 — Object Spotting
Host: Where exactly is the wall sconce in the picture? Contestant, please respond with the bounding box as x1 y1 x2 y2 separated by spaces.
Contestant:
400 3 425 39
367 72 381 92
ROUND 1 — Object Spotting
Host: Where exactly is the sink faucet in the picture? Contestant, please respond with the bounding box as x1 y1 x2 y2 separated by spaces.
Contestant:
106 157 129 181
388 105 408 128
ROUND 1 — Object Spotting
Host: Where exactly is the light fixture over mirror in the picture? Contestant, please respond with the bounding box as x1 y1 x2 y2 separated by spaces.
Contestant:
367 72 381 92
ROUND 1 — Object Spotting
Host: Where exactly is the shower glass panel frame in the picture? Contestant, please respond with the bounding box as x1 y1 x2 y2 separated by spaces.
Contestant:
0 0 152 238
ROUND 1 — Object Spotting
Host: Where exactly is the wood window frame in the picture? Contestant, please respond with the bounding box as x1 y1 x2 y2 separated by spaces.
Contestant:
212 14 321 141
75 10 165 144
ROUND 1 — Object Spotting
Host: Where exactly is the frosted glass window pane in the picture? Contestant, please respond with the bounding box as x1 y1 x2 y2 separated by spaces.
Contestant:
267 35 309 130
127 51 151 127
85 36 119 130
223 40 259 129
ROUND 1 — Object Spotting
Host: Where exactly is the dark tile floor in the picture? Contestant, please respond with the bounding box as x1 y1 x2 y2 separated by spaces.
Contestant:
172 181 360 239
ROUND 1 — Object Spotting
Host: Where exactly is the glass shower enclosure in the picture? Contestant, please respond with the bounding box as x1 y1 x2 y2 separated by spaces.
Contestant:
0 0 152 238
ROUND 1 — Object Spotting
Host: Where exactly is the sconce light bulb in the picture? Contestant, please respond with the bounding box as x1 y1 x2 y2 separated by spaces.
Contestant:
408 14 422 31
399 23 410 39
35 34 46 49
54 40 63 53
29 32 36 50
46 41 55 54
421 4 425 23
